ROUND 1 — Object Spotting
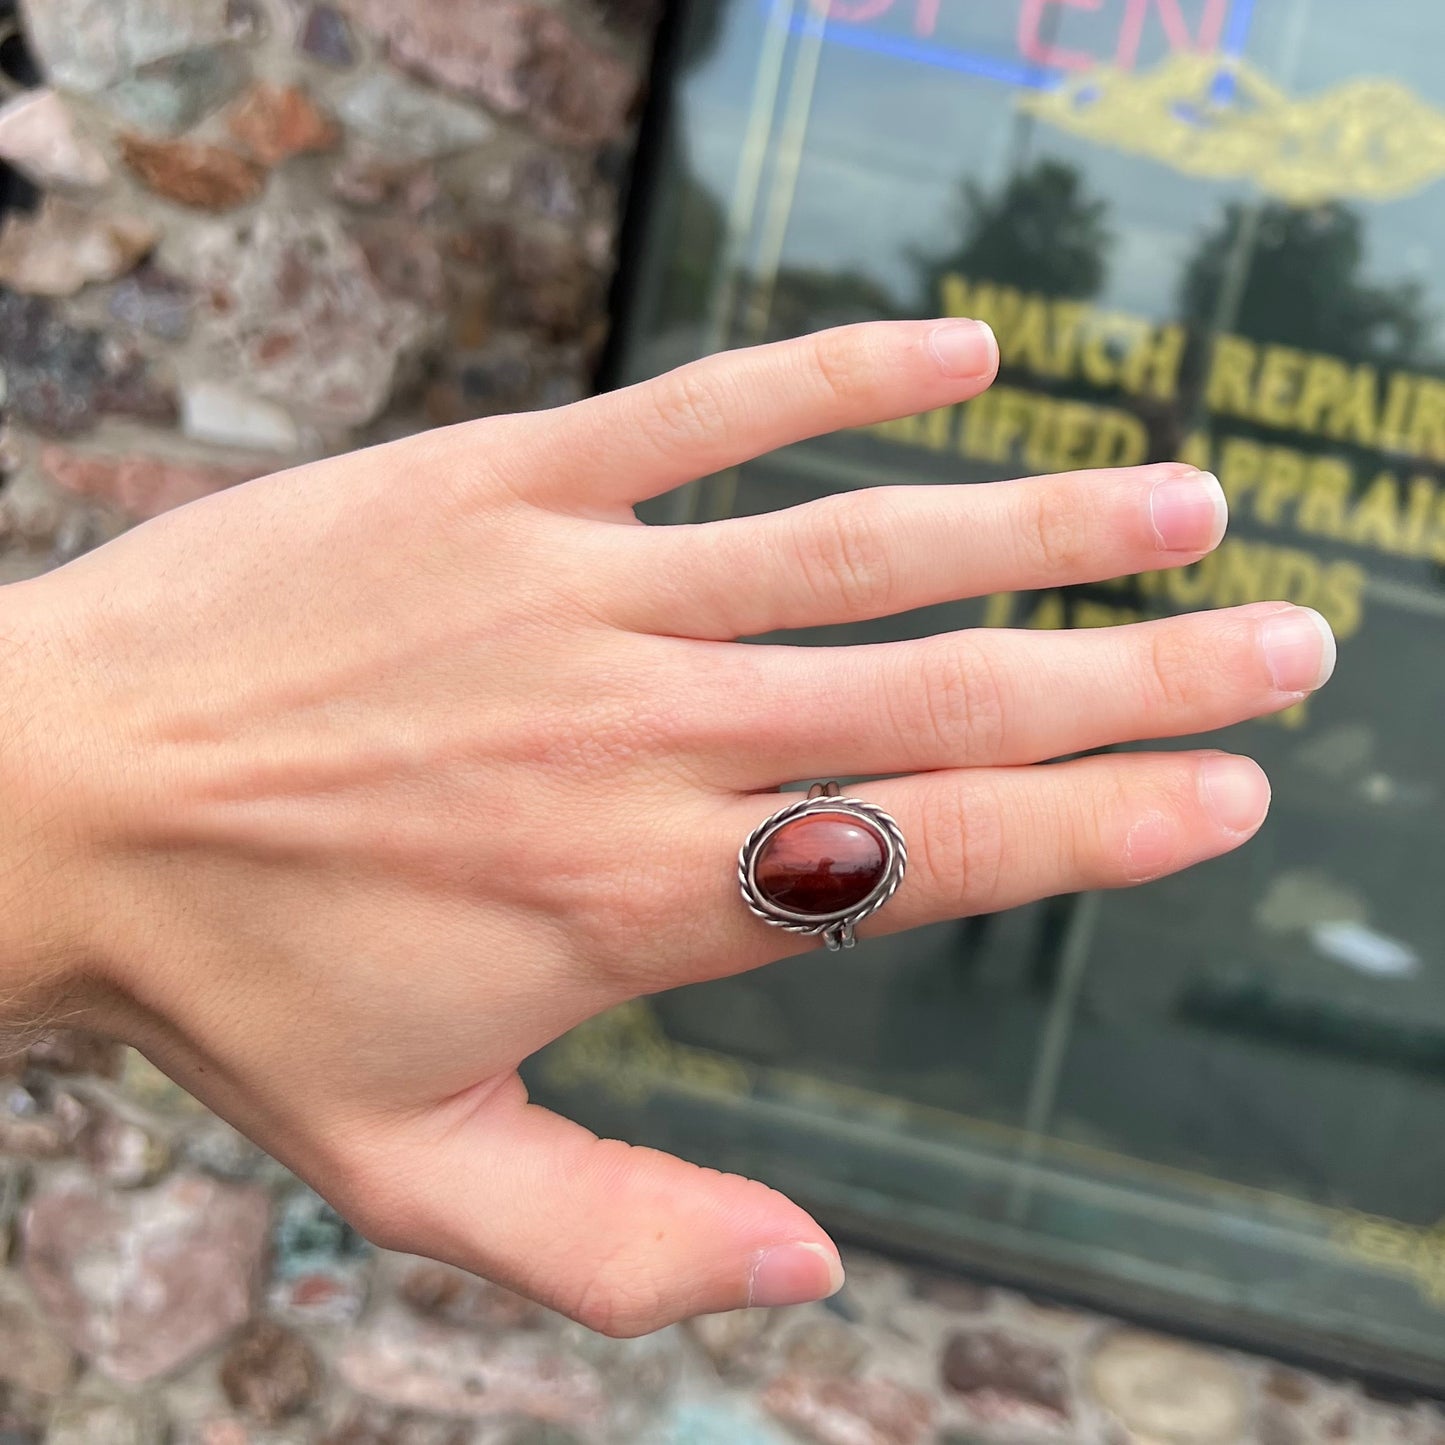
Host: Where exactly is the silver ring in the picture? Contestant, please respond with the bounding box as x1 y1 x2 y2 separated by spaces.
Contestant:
738 782 907 951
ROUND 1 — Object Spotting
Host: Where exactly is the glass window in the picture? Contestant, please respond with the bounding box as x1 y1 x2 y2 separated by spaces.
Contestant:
532 0 1445 1384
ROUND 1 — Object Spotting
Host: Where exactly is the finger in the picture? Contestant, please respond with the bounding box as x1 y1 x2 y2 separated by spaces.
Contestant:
499 319 999 512
342 1078 842 1337
625 463 1226 638
703 602 1334 785
606 750 1271 997
856 750 1272 929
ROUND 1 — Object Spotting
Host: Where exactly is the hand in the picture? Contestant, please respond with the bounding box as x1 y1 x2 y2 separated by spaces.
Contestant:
0 319 1334 1335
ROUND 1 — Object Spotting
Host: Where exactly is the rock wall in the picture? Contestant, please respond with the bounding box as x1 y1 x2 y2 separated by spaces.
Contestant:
0 0 650 582
2 1029 1445 1444
1 3 1444 1443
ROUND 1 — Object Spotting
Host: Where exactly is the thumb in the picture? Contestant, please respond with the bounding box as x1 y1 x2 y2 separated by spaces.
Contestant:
343 1075 844 1337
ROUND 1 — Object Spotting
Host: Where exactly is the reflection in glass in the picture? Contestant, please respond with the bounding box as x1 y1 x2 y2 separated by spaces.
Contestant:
540 0 1445 1385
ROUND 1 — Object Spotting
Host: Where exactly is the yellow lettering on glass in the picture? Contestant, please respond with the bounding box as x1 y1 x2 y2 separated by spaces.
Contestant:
1334 1214 1445 1305
1023 53 1445 207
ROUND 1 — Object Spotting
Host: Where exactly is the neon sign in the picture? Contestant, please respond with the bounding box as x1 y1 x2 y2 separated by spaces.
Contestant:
1017 0 1234 71
774 0 1259 90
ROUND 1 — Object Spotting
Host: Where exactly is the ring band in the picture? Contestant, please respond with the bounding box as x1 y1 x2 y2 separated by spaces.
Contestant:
738 782 907 950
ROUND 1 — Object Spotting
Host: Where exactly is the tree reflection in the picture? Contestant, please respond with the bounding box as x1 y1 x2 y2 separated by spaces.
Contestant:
1176 196 1441 588
1181 200 1430 364
649 171 728 334
913 158 1114 305
762 265 901 339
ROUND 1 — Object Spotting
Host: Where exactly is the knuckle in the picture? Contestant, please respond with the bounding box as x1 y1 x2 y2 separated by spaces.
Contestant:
911 639 1006 762
959 790 1008 909
1071 777 1123 884
1068 767 1181 888
332 1173 422 1257
1021 485 1087 576
558 1143 671 1337
794 492 899 616
351 1212 414 1258
567 817 706 996
321 1129 448 1258
1141 623 1203 713
807 328 870 409
1119 803 1182 882
582 904 673 995
644 367 730 457
568 1269 667 1338
916 780 1004 914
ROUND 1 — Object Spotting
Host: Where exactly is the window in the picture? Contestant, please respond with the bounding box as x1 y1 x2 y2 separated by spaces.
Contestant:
532 0 1445 1384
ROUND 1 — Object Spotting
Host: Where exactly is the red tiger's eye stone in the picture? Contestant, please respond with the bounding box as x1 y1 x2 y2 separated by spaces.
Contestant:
754 812 888 916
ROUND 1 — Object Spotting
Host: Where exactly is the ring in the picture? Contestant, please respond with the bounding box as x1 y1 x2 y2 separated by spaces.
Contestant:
738 782 907 951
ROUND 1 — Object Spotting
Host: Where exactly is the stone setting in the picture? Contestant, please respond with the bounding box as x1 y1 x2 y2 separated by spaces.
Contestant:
739 789 907 950
754 814 888 917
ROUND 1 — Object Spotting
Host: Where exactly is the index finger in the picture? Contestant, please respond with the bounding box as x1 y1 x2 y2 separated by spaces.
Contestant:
506 319 999 512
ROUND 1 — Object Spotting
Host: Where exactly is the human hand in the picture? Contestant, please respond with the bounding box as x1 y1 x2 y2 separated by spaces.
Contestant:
0 320 1334 1334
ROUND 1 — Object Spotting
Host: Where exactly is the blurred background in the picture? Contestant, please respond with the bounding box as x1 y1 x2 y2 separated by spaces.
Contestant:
1 0 1443 1441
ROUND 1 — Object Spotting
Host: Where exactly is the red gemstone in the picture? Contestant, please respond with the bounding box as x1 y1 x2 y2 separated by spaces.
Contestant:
754 812 888 917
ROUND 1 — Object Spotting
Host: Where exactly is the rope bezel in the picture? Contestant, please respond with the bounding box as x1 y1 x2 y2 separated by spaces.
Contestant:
738 791 907 950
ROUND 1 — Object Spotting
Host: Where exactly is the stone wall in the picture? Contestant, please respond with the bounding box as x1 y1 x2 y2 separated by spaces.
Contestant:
0 0 652 583
1 3 1444 1443
3 1029 1445 1444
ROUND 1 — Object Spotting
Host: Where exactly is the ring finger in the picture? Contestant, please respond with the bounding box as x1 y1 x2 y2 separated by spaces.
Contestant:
852 749 1271 931
631 749 1273 993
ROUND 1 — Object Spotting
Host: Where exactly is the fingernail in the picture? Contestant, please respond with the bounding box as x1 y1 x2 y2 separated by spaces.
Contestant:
1261 606 1337 692
928 319 997 379
1235 599 1299 619
1199 755 1271 836
747 1243 845 1308
1149 471 1227 552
